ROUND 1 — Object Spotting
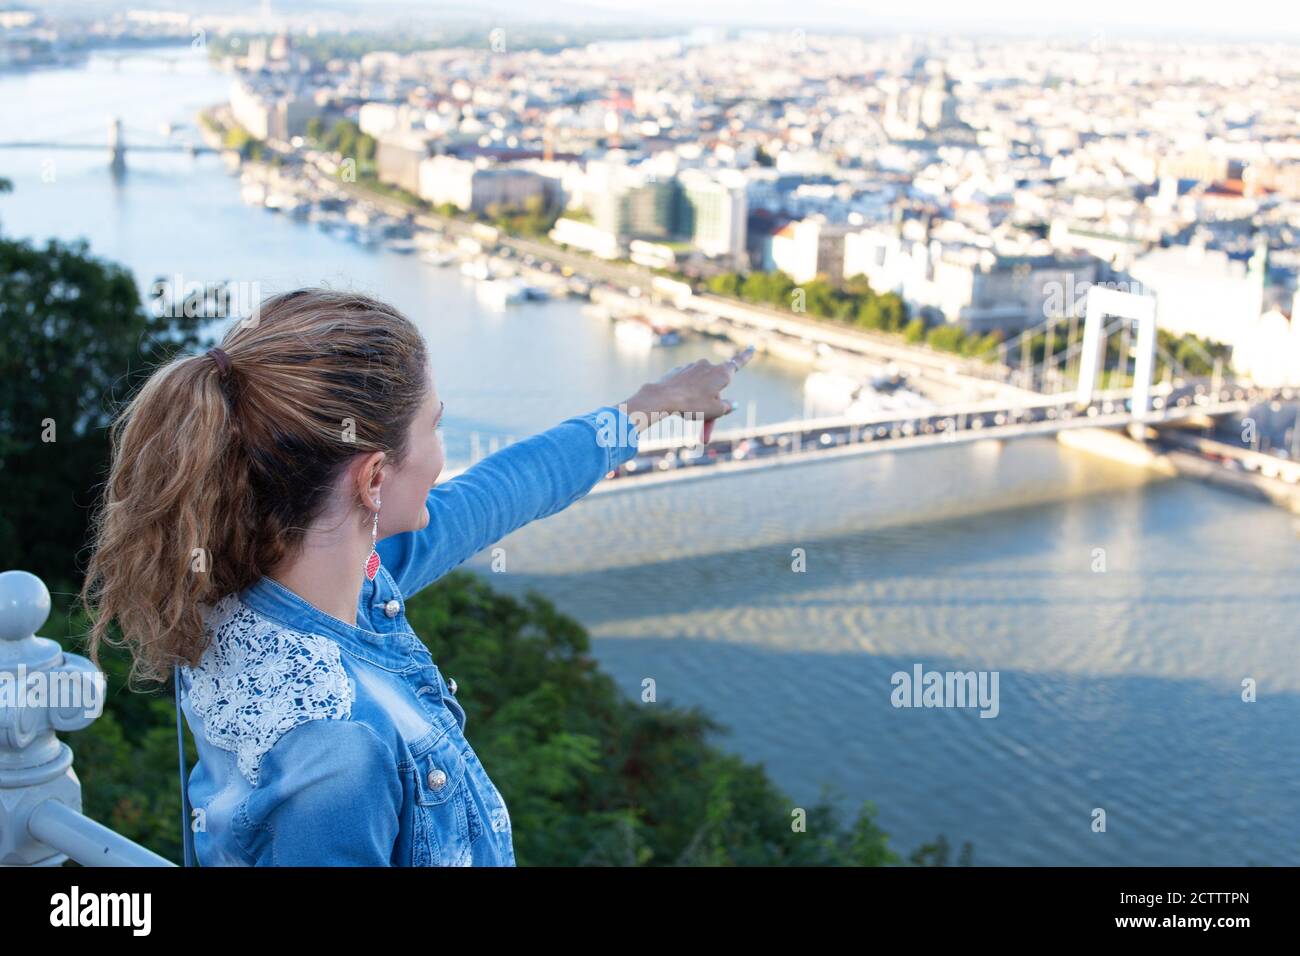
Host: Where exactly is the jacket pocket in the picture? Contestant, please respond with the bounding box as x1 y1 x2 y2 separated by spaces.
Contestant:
407 726 478 866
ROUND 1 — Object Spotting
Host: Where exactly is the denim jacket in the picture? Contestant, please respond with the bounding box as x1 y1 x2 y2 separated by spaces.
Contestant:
176 405 639 866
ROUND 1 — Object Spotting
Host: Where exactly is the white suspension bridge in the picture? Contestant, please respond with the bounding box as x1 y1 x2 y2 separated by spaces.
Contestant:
585 287 1292 491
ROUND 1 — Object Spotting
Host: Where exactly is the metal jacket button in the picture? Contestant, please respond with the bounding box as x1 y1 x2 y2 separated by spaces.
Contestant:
447 677 457 696
383 599 400 618
427 767 447 790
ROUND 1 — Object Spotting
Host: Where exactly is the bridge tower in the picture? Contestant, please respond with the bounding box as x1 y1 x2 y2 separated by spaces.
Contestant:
1077 286 1158 419
108 116 125 173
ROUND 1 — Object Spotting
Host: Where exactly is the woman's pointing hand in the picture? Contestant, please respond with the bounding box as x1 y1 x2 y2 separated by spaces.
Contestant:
621 345 756 436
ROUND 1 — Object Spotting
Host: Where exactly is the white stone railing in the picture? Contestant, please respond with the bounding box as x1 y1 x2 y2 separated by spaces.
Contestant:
0 570 174 866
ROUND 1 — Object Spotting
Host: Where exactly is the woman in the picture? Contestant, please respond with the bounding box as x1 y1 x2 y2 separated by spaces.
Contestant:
78 288 750 867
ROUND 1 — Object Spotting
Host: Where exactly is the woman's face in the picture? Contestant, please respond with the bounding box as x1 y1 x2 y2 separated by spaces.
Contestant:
379 362 445 538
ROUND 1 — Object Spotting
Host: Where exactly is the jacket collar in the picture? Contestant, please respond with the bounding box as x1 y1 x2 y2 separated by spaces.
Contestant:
239 572 414 670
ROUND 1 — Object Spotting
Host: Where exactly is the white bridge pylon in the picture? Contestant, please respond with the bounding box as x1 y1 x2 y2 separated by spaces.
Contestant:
1076 286 1158 419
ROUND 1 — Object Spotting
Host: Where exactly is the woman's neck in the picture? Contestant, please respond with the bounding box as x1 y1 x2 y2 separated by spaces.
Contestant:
267 529 371 628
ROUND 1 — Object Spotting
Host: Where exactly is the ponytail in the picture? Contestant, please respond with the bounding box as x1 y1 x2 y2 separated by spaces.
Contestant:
79 349 253 686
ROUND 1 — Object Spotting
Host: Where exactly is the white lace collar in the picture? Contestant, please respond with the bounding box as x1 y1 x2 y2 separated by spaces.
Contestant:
184 593 355 786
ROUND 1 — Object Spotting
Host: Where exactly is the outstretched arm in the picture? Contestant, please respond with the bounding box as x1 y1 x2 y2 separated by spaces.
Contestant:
376 404 637 597
376 347 754 599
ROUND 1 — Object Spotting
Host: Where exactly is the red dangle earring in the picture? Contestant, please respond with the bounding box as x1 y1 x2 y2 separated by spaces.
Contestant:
364 494 381 581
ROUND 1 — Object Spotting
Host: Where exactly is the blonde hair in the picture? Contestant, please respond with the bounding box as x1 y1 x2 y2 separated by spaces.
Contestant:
79 289 428 688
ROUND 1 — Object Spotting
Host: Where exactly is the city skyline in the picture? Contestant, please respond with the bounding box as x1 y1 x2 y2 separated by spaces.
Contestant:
30 0 1300 41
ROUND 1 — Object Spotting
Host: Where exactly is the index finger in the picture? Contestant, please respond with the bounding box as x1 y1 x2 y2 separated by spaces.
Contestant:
726 344 756 372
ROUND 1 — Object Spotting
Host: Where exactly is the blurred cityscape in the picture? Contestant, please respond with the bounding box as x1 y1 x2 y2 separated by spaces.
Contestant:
6 4 1300 391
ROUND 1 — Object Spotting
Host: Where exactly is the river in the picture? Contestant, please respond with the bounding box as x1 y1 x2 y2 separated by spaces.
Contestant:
2 46 1297 866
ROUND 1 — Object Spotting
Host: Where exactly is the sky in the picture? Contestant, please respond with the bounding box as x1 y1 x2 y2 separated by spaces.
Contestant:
565 0 1298 39
51 0 1300 42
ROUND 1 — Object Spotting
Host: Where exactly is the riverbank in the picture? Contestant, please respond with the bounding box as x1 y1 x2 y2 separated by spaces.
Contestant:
199 117 1007 416
1057 427 1300 515
197 102 1027 399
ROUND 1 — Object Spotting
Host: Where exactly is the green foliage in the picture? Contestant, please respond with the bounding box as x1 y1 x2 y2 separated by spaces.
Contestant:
312 118 376 169
355 171 427 209
705 269 911 338
400 570 917 866
0 232 208 593
344 171 556 239
205 25 684 63
706 268 1221 380
477 193 560 239
221 124 277 164
1161 327 1231 377
909 834 975 866
969 330 1005 362
1012 322 1231 384
222 126 252 151
925 323 967 353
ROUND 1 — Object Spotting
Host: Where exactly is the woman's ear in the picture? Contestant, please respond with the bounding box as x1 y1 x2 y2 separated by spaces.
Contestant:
355 450 388 511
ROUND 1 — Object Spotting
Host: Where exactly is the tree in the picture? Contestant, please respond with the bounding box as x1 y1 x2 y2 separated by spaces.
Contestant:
970 330 1004 362
878 293 907 332
0 230 208 593
707 272 740 297
926 323 968 353
908 834 975 866
402 570 914 866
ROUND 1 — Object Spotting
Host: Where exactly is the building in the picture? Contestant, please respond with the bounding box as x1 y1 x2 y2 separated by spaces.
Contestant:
677 168 749 268
770 216 852 285
375 131 435 195
590 176 678 240
844 222 1100 333
1243 161 1300 200
920 70 961 131
1231 290 1300 386
1158 149 1231 185
844 225 912 294
1128 241 1267 347
417 155 549 213
245 37 268 72
358 102 409 139
549 217 622 259
1047 219 1149 270
229 79 315 143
